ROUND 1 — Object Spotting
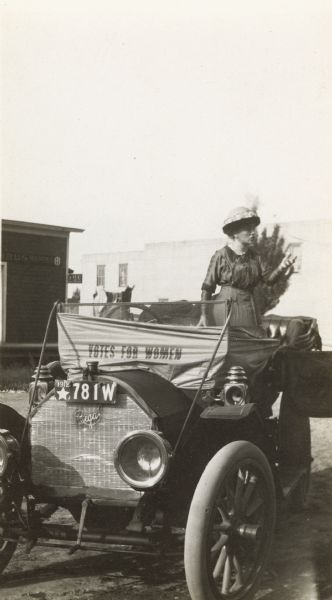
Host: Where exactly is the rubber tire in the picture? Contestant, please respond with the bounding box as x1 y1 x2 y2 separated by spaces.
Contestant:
184 440 276 600
0 471 22 575
0 539 17 575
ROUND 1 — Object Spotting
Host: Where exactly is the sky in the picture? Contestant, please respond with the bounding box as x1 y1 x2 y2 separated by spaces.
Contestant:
1 0 332 271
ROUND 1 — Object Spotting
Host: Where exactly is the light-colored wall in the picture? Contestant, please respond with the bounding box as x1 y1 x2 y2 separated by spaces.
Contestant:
81 220 332 348
141 239 223 301
81 239 226 303
81 250 144 303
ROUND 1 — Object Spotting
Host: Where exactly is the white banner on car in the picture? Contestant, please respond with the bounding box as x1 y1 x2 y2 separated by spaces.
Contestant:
57 313 229 389
57 313 280 389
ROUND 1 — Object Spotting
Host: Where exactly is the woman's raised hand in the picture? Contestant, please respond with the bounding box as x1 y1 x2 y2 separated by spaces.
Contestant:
279 252 296 273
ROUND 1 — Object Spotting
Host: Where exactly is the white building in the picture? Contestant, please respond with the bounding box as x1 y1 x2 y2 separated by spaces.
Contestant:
81 219 332 348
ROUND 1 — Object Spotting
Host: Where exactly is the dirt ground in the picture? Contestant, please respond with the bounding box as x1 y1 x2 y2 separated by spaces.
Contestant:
0 391 331 600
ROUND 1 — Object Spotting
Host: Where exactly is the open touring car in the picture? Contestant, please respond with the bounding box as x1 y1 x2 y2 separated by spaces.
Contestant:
0 299 331 600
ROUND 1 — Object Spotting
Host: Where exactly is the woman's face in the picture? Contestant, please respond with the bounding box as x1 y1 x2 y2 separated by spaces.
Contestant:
233 224 257 246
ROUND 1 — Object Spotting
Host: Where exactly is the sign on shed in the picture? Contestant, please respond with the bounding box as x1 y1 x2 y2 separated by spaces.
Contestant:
68 273 83 284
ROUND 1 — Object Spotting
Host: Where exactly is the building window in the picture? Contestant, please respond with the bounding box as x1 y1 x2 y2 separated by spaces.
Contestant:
286 243 302 273
118 263 128 287
96 264 105 287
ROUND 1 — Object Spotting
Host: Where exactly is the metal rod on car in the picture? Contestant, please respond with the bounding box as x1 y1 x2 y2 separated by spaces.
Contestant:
20 300 60 445
173 301 233 455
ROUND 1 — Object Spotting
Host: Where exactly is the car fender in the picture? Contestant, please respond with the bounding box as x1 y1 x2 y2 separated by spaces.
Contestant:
199 402 275 461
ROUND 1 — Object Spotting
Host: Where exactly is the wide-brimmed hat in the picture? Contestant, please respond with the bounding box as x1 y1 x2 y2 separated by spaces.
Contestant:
222 206 260 235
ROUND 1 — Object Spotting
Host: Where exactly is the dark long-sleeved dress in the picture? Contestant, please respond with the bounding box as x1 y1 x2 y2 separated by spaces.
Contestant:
201 246 281 327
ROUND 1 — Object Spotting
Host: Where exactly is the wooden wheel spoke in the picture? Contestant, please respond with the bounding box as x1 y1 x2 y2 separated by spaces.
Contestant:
217 504 229 522
233 554 243 587
211 533 228 554
221 554 232 594
213 546 227 579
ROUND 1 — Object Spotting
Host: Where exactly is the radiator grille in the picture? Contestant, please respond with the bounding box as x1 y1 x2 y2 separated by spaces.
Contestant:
31 394 151 493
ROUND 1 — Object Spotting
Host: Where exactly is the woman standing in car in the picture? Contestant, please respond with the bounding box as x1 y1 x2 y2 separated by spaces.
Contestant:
198 207 295 328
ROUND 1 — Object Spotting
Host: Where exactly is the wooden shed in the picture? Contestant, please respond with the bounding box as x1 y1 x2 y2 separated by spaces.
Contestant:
1 219 83 362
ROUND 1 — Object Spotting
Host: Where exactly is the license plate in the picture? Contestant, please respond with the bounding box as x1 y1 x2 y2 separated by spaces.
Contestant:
55 380 117 404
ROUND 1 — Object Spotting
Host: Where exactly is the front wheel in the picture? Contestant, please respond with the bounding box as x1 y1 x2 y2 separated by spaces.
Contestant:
184 441 276 600
0 497 20 575
0 538 17 575
0 470 23 575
